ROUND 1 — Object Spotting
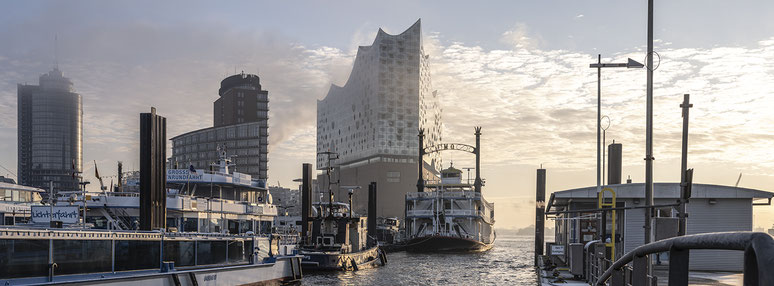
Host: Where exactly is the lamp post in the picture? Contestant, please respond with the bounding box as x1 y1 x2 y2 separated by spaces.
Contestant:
589 56 644 196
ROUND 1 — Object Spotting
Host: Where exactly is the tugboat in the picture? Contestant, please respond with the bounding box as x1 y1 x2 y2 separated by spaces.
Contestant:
297 155 386 271
403 127 496 252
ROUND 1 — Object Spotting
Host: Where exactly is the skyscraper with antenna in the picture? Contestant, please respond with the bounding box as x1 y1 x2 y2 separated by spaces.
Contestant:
17 67 83 192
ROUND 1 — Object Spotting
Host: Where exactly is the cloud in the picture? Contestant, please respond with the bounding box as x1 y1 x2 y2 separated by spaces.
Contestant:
0 13 354 187
2 9 774 202
576 14 584 18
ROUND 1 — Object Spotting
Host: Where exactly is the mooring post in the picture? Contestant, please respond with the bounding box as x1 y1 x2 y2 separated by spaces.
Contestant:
678 94 692 236
535 168 546 266
417 129 425 193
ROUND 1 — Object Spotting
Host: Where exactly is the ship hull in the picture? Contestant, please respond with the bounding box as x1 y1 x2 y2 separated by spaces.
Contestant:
404 235 493 253
300 246 386 271
2 256 303 286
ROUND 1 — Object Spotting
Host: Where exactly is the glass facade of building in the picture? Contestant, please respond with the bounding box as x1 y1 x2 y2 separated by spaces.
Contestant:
17 68 82 192
170 121 268 179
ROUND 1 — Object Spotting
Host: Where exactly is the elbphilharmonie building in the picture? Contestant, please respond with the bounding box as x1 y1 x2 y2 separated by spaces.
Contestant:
316 20 442 218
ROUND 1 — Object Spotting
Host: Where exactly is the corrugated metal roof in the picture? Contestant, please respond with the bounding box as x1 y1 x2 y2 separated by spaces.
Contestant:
552 183 773 200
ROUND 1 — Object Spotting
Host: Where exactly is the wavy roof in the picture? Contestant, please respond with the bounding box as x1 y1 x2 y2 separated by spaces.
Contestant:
323 19 422 96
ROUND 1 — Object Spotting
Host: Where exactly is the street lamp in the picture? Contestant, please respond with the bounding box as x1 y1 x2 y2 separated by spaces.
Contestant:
589 56 643 196
601 115 610 185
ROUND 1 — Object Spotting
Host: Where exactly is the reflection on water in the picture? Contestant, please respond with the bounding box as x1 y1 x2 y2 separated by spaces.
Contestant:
302 235 540 285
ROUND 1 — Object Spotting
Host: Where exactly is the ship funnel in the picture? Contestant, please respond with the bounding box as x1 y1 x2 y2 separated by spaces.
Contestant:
368 182 377 245
607 141 622 185
301 163 313 242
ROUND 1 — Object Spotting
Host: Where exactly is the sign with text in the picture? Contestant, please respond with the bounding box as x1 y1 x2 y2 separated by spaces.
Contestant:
166 169 204 181
550 244 565 256
31 206 80 224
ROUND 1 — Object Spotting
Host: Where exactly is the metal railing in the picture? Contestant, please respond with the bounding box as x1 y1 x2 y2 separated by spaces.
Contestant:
595 232 774 286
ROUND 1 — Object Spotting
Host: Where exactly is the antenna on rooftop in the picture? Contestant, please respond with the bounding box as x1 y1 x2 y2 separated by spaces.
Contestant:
54 34 59 69
735 173 743 188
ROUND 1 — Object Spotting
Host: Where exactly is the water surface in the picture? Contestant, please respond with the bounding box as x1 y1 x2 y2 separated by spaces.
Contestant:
303 235 538 285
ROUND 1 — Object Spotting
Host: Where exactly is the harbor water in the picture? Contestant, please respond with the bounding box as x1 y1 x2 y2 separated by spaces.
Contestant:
303 235 540 285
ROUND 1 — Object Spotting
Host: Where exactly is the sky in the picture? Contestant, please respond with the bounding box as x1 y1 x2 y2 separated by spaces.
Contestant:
2 0 774 229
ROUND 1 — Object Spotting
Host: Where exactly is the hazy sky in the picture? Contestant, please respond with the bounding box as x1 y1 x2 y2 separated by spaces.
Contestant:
2 1 774 229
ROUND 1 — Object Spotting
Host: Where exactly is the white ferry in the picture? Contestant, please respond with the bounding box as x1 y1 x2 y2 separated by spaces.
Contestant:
404 164 496 252
52 148 278 236
0 148 303 285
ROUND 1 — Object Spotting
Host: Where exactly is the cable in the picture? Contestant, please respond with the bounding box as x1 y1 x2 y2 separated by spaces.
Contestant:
0 163 17 179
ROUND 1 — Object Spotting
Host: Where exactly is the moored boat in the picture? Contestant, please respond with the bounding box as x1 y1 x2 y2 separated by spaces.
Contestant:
296 158 387 272
404 164 496 253
403 127 495 253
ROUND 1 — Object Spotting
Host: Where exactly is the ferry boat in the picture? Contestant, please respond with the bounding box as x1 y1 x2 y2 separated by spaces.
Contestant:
0 180 44 226
297 157 387 271
51 148 279 236
1 147 304 285
0 228 302 285
404 163 496 252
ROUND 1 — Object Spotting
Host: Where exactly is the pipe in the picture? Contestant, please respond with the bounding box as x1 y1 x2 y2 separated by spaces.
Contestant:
595 232 774 285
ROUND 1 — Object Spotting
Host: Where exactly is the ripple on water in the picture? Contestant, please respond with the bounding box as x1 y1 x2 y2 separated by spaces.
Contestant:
302 235 540 285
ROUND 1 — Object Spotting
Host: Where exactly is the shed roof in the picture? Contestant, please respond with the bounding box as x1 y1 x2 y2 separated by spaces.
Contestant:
552 182 773 200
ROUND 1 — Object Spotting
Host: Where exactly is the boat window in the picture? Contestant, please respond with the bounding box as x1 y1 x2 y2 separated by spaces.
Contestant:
164 241 195 267
115 240 160 271
183 218 198 232
227 240 248 263
0 239 49 278
259 221 272 234
196 241 226 265
53 240 111 275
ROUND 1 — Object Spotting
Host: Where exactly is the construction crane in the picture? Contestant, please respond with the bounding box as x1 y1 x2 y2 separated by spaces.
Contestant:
94 160 106 191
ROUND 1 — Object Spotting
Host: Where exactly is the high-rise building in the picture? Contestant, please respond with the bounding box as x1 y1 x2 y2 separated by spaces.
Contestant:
17 67 82 192
170 72 269 180
214 72 270 127
316 20 442 218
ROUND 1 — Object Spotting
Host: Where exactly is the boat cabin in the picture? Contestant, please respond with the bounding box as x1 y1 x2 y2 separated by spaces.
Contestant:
0 182 43 225
307 202 368 254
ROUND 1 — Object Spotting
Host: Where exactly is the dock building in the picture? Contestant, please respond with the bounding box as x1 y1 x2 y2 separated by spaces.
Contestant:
546 182 774 271
17 67 82 192
316 19 442 218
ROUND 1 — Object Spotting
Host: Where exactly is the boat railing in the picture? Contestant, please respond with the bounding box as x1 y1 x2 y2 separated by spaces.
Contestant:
0 227 276 281
406 210 433 216
593 231 774 286
406 191 482 199
444 209 473 216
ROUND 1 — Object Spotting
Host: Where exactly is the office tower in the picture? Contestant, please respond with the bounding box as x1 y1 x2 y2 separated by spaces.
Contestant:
171 72 269 180
17 67 82 192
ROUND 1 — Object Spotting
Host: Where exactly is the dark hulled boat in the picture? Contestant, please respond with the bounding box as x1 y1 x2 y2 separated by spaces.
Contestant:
404 163 496 253
296 161 387 271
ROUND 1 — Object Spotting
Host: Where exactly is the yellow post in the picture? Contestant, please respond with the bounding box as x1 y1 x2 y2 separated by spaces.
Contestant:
598 187 617 261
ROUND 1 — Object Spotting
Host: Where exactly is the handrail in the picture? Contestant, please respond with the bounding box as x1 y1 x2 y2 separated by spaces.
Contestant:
596 231 774 285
